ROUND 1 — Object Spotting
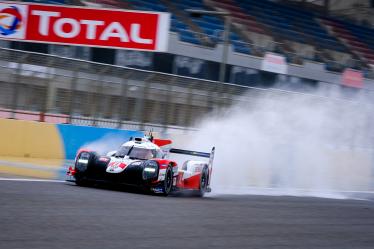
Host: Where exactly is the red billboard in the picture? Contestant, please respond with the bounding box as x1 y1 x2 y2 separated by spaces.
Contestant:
0 2 170 51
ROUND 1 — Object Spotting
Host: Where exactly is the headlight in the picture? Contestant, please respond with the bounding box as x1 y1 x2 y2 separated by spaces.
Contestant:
142 161 158 180
144 167 156 173
75 152 90 172
77 159 89 164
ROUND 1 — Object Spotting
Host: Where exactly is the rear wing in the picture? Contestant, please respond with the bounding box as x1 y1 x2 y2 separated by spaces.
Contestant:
170 147 215 168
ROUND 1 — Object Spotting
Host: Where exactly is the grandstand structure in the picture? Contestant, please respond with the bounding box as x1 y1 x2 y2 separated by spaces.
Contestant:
5 0 373 74
1 0 374 131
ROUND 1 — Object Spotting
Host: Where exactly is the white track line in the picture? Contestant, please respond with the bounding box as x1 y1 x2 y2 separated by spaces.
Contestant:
0 177 65 183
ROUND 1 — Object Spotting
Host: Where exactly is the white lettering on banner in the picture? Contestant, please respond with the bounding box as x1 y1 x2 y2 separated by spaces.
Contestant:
30 11 154 44
100 22 129 42
54 18 80 38
131 24 152 44
80 20 104 39
31 10 60 36
1 3 169 51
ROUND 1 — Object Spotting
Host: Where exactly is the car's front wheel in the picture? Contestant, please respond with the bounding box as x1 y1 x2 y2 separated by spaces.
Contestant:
161 166 173 196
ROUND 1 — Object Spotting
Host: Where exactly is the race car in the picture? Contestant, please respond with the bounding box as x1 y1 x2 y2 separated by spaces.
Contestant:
66 134 215 197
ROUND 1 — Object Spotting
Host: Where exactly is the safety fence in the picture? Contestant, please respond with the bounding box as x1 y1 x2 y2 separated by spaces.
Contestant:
0 47 253 132
0 47 374 137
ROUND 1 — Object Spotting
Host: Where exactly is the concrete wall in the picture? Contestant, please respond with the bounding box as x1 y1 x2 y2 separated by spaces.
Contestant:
0 119 64 159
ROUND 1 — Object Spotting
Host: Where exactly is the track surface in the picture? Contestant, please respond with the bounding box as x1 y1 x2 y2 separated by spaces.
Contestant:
1 180 374 249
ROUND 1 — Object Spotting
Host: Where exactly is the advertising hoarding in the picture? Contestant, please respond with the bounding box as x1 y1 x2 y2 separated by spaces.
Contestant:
0 2 170 52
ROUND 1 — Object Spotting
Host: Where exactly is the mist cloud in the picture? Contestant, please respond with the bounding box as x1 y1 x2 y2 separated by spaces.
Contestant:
181 87 374 198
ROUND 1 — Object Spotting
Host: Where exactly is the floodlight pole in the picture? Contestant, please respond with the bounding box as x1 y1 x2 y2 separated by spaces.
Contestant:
185 9 230 83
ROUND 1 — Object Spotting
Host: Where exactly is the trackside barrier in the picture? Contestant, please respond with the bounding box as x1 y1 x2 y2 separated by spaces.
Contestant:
0 118 143 178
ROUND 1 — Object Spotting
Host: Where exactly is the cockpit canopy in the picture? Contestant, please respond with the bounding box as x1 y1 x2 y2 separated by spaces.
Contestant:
114 145 164 160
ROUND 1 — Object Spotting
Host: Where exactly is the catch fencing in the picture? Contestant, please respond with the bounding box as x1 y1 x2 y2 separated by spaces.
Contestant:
0 47 254 132
0 47 373 143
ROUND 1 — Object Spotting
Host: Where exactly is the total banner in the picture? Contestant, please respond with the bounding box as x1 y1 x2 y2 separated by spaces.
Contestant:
261 52 288 74
0 2 170 51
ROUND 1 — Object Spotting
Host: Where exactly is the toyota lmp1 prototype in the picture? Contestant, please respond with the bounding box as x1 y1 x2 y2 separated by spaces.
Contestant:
67 135 215 197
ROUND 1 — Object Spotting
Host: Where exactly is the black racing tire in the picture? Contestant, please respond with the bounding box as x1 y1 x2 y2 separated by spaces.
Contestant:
74 151 97 186
161 166 173 196
197 167 209 197
75 175 88 187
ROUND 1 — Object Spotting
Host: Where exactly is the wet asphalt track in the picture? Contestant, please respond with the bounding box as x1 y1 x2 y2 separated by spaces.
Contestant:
1 179 374 249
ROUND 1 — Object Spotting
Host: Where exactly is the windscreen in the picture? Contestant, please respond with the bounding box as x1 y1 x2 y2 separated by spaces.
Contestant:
115 146 131 158
128 147 155 160
115 146 157 160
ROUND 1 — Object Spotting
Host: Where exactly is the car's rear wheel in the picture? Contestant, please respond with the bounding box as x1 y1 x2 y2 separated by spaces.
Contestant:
197 167 209 197
161 166 173 196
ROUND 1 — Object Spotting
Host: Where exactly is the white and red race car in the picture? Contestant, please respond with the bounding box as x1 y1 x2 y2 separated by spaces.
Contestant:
67 135 215 197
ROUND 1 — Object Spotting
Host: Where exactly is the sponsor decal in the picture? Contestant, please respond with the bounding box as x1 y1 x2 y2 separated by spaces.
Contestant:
151 187 163 193
108 161 126 169
0 6 22 36
261 52 287 74
175 55 204 74
116 50 153 68
194 167 202 173
0 4 27 39
130 161 142 166
158 169 166 181
341 68 363 88
0 2 170 51
99 157 110 162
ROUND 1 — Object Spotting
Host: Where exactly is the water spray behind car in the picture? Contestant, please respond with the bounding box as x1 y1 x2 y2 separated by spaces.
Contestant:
178 86 374 199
